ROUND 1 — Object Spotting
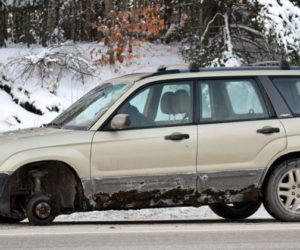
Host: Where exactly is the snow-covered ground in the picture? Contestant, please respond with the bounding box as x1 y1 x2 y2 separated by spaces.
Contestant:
53 205 271 222
0 42 272 221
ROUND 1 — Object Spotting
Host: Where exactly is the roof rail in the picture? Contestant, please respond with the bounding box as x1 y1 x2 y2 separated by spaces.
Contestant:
138 60 300 81
246 60 290 70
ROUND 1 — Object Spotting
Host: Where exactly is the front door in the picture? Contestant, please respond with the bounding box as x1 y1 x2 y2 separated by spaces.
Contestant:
91 80 197 209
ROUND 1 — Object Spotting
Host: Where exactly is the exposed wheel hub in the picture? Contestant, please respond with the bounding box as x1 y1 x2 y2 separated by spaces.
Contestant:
35 202 51 219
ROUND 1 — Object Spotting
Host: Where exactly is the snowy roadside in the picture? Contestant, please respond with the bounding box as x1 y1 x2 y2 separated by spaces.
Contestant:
52 205 271 222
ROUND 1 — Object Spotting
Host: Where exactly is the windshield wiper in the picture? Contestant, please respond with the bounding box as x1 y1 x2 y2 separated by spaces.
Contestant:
41 122 61 128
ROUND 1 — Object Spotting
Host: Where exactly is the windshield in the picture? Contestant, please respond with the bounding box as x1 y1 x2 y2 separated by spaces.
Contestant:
50 82 130 130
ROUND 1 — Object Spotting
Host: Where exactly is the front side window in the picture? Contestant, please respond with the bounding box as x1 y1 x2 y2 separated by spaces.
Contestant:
272 77 300 115
199 79 269 122
114 81 193 129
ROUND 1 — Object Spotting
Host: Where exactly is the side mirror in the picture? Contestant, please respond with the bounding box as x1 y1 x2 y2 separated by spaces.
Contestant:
110 114 130 130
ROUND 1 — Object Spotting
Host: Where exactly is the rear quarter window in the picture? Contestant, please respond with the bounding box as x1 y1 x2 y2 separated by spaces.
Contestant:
272 77 300 115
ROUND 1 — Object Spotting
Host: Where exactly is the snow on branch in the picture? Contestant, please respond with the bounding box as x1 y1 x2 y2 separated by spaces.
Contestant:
6 45 96 92
212 12 242 67
254 0 300 57
223 12 233 56
200 12 223 44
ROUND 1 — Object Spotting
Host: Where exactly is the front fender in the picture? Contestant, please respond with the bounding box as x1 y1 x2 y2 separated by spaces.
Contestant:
0 146 90 178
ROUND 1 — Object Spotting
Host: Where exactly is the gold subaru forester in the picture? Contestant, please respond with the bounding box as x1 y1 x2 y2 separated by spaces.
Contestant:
0 61 300 225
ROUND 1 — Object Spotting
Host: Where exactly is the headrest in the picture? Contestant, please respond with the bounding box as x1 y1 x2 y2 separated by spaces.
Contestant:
161 92 175 115
173 89 190 114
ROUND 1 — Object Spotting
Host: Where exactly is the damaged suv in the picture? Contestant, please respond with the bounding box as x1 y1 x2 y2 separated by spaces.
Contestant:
0 61 300 225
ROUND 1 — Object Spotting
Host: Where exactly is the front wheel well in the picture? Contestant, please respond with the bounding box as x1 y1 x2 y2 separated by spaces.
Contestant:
262 152 300 193
4 160 86 218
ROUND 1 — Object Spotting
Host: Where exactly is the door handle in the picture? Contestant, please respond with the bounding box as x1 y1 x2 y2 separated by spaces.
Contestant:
165 133 190 141
257 127 280 134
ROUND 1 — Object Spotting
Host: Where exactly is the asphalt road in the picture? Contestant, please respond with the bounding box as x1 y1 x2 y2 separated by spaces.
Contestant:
0 219 299 250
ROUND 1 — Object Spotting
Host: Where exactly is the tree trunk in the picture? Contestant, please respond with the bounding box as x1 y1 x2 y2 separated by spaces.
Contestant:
85 0 92 41
71 0 76 42
104 0 112 14
47 0 57 43
41 0 49 46
0 1 6 47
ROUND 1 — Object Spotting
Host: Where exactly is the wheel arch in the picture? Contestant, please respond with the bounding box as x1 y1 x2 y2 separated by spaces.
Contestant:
0 147 90 178
3 160 87 217
261 151 300 192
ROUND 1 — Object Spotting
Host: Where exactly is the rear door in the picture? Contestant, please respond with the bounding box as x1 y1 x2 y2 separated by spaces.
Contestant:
197 78 286 191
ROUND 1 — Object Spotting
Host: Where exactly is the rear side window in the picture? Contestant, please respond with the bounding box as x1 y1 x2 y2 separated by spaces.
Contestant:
272 77 300 115
199 79 269 122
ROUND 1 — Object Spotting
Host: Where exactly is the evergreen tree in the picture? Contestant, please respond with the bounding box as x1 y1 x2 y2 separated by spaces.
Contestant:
0 0 299 66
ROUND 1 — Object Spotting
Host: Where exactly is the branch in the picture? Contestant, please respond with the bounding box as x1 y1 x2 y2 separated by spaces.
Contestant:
230 24 264 37
200 12 223 45
223 12 233 55
5 45 96 91
231 35 269 52
0 0 7 8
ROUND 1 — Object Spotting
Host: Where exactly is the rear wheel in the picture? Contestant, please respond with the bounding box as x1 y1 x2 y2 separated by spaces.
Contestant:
209 201 261 220
264 159 300 221
27 195 56 226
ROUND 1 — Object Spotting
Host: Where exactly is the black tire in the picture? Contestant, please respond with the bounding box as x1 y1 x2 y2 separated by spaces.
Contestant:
0 216 23 223
264 159 300 221
27 195 56 226
209 201 261 220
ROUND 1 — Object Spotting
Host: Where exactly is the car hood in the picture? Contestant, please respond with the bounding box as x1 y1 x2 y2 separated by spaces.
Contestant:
0 127 94 169
0 127 69 142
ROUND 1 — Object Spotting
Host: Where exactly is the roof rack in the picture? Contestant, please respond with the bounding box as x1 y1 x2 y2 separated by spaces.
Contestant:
247 61 280 66
138 60 300 81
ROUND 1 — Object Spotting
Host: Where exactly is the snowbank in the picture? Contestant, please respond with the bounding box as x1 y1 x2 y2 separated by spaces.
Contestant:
54 205 271 222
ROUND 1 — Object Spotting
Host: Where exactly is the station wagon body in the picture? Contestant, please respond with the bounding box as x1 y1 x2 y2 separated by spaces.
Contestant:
0 62 300 224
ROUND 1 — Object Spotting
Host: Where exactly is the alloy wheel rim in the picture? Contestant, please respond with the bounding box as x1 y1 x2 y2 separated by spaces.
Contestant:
277 168 300 213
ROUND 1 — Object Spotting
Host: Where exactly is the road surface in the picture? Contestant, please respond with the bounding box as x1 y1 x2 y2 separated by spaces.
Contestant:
0 219 299 249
